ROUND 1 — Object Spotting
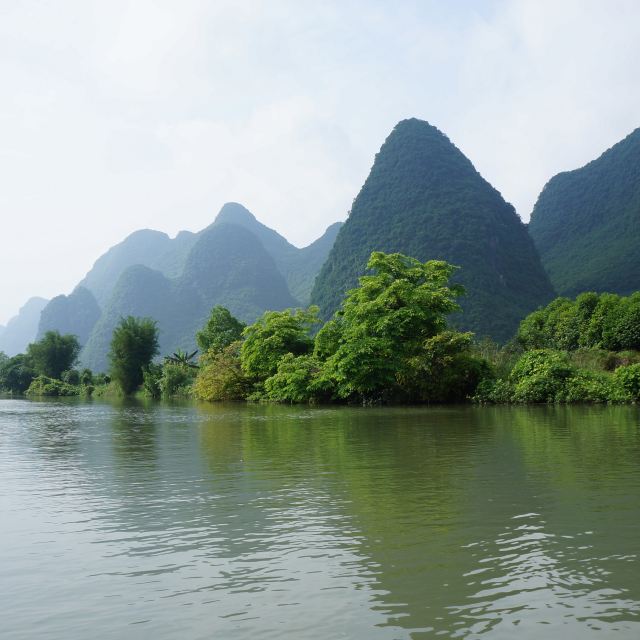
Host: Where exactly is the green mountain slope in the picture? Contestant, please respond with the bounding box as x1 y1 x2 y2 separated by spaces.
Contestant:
311 118 555 341
0 297 49 356
212 202 342 304
80 223 297 372
37 287 101 346
78 229 175 307
528 128 640 296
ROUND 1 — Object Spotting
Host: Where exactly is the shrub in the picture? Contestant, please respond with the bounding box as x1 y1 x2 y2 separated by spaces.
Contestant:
263 354 334 403
561 371 612 403
61 369 81 385
510 349 575 403
613 363 640 400
142 364 162 399
193 342 251 402
25 375 82 397
159 363 195 398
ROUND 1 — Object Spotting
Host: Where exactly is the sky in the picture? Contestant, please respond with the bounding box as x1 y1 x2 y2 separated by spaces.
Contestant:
1 0 639 324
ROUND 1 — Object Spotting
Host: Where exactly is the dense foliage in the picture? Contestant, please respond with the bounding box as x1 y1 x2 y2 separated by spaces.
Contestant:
108 316 159 395
26 331 80 379
193 252 487 404
529 127 640 296
30 203 337 372
0 353 35 393
475 291 640 404
517 292 640 352
311 118 554 342
196 305 246 353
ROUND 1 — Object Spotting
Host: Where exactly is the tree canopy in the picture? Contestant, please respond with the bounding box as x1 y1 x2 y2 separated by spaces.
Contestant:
108 316 159 395
196 306 246 353
26 331 80 379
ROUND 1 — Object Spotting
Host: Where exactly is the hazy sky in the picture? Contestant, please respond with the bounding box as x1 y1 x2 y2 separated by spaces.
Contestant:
1 0 639 324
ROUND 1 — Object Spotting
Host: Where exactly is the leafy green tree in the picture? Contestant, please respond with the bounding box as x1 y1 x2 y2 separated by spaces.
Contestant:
193 342 251 401
264 354 334 403
614 363 640 401
509 349 575 403
400 331 490 402
323 252 465 402
196 306 246 354
0 354 35 393
61 369 81 385
108 316 159 395
26 331 80 379
241 307 319 380
80 368 94 386
159 362 196 397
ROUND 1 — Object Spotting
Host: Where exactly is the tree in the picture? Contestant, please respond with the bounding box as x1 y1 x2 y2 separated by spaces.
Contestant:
322 252 466 402
196 306 245 354
108 316 159 395
193 342 251 401
241 307 319 380
0 354 35 393
26 331 80 379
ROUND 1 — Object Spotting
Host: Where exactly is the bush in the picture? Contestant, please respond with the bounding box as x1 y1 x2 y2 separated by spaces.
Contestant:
613 363 640 401
510 349 575 403
142 364 162 399
61 369 81 385
159 363 195 398
26 375 82 397
560 371 612 403
193 343 251 402
263 354 334 403
472 378 514 404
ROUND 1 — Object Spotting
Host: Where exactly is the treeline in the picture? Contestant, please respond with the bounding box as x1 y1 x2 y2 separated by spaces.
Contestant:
2 251 640 405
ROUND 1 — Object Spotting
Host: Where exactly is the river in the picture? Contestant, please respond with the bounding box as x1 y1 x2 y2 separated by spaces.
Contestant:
1 399 639 639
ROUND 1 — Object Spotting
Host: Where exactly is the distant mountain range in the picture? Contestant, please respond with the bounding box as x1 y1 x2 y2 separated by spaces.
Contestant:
38 203 342 371
4 119 639 369
0 297 49 357
311 119 555 341
528 127 640 297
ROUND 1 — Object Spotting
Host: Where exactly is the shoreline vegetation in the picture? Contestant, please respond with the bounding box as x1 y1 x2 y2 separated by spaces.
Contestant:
1 251 639 406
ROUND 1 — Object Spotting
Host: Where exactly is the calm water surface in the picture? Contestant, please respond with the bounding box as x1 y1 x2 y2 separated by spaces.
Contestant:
1 399 639 639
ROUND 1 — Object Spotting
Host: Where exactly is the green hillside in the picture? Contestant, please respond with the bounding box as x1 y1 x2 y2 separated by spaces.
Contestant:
212 202 342 304
37 287 101 346
80 223 297 372
528 128 640 296
311 118 554 341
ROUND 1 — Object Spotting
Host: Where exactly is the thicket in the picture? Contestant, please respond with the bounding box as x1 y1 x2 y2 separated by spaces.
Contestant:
3 260 640 407
193 251 488 404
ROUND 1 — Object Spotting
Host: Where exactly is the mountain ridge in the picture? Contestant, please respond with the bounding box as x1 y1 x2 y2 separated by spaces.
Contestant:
311 118 555 341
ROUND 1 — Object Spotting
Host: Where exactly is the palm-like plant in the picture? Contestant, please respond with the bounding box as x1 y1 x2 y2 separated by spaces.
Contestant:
164 349 199 368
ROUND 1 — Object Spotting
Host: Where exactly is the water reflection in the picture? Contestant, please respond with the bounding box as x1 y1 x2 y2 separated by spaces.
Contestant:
1 400 640 639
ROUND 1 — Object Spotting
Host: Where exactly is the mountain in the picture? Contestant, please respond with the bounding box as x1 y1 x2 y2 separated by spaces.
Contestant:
80 265 196 372
37 287 101 346
528 128 640 296
80 222 297 372
0 297 49 356
211 202 342 304
36 202 339 371
311 118 555 341
78 229 175 307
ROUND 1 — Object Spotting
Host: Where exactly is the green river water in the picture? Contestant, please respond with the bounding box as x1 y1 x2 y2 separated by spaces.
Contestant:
1 399 639 639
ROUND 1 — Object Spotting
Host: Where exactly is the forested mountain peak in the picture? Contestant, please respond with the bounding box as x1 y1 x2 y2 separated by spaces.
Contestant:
528 127 640 296
311 118 554 341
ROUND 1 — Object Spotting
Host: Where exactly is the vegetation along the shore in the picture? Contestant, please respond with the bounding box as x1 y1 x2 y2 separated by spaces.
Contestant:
2 251 640 405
